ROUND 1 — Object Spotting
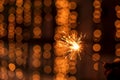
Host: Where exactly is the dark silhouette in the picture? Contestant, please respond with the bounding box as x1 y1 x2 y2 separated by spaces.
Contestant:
104 61 120 80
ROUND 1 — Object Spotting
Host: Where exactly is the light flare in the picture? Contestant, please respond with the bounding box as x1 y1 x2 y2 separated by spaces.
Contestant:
60 33 83 60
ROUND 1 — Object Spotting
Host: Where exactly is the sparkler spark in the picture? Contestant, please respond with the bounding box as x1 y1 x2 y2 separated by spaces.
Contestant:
60 32 83 60
71 41 80 51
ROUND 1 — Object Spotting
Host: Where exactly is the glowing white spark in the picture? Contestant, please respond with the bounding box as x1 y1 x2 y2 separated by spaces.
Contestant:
71 42 80 51
61 33 83 60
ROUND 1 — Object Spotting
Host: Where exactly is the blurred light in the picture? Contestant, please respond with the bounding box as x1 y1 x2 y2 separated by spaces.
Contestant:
43 43 52 51
54 57 69 74
24 1 31 10
56 10 70 25
55 0 69 9
55 73 67 80
0 67 8 80
114 20 120 29
0 5 4 12
0 23 6 37
93 17 101 23
33 45 41 53
8 14 15 23
33 27 42 38
0 47 7 57
69 23 77 28
15 68 24 79
115 30 120 38
116 49 120 56
32 52 41 59
32 59 41 68
93 43 101 52
15 48 22 57
93 0 101 8
15 27 22 35
116 13 120 18
93 10 101 19
54 41 69 56
44 0 52 7
16 57 23 65
113 58 120 62
0 0 4 4
16 35 23 42
69 11 78 24
93 29 102 38
0 14 4 23
68 76 76 80
16 42 23 48
115 5 120 18
69 1 77 10
32 71 40 80
16 0 23 7
69 67 77 74
1 60 8 67
93 62 99 71
16 7 23 14
44 65 52 74
69 61 77 66
8 70 15 78
24 13 31 25
34 15 42 25
55 26 70 36
34 0 42 8
115 43 120 49
92 53 101 61
115 5 120 11
43 51 51 59
8 63 16 71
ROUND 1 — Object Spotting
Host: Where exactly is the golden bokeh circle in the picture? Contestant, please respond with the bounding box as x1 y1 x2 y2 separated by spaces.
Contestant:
115 5 120 11
92 53 101 61
8 63 16 71
43 43 52 51
69 1 77 10
32 72 40 80
33 45 41 53
33 27 42 36
43 51 51 59
93 43 101 52
44 66 52 74
93 62 99 71
115 48 120 56
32 59 41 68
16 57 23 65
93 0 101 8
114 20 120 28
116 30 120 38
93 29 102 38
15 27 22 35
15 69 24 79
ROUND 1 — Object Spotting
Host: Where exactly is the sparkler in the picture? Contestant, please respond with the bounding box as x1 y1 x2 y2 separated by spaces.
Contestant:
60 32 84 60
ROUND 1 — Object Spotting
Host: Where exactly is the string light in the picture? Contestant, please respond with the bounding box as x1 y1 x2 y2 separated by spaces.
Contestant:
92 0 102 71
115 5 120 62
